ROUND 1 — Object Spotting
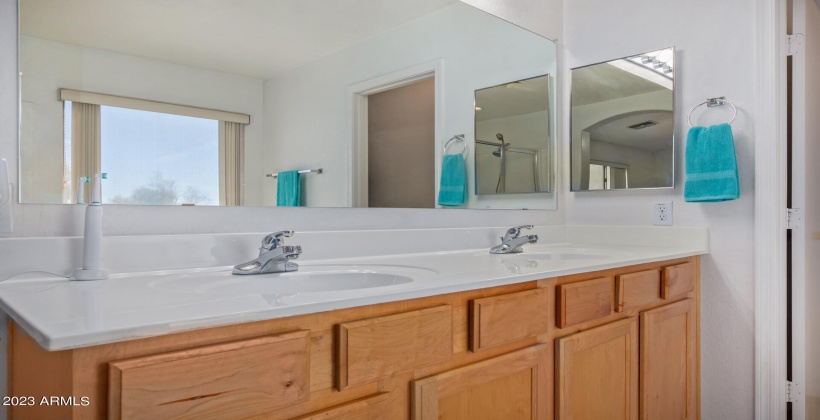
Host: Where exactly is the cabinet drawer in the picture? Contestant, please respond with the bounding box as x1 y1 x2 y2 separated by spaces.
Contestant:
557 277 614 328
616 269 661 312
469 288 548 352
662 262 696 299
108 330 310 420
336 305 453 390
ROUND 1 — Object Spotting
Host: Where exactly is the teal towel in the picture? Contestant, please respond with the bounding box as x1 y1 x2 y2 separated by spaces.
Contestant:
437 154 466 207
276 171 301 207
684 123 740 202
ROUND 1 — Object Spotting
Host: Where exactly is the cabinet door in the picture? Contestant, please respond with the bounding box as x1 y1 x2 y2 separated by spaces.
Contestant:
556 318 638 420
411 343 549 420
640 299 696 420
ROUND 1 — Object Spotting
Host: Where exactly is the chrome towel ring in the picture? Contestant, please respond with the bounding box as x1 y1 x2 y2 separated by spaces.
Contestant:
443 134 467 156
687 96 737 127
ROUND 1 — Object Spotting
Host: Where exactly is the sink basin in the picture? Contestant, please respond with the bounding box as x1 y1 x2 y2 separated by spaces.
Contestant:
199 270 414 295
147 264 433 302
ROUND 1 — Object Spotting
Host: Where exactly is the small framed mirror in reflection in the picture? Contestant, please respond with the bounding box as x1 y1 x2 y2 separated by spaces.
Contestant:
474 74 552 195
570 47 675 192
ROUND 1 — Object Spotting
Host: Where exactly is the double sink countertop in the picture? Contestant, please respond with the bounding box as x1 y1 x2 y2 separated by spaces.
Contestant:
0 226 709 351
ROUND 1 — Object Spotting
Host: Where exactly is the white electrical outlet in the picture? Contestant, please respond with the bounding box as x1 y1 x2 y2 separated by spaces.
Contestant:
653 201 673 226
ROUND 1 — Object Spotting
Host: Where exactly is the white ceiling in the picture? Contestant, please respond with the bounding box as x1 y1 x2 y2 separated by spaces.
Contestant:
588 110 674 152
571 62 667 106
475 75 550 121
20 0 458 80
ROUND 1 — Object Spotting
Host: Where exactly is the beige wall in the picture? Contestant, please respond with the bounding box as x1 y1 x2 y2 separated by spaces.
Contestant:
367 78 435 208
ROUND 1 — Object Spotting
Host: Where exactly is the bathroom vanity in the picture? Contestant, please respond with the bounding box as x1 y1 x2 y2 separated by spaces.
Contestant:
0 229 704 420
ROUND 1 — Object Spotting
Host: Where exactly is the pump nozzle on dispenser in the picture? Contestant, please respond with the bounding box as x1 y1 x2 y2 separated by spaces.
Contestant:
72 173 108 281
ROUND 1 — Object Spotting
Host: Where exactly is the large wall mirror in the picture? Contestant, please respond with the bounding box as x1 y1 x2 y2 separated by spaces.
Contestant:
570 47 674 191
18 0 557 209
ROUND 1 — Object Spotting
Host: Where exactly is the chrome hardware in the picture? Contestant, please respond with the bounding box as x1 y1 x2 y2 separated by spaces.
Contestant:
233 230 303 275
489 225 538 254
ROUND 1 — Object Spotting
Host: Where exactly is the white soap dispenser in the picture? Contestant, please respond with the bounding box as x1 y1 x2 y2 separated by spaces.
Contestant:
72 173 108 281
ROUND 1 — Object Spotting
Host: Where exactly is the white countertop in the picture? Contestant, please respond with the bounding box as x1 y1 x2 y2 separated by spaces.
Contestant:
0 241 706 351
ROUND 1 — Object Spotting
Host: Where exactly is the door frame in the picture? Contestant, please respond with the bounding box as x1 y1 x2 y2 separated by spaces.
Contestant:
347 60 444 207
755 0 790 418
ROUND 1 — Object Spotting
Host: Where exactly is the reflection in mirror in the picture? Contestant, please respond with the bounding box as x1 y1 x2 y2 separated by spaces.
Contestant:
18 0 557 209
570 47 675 191
474 75 552 195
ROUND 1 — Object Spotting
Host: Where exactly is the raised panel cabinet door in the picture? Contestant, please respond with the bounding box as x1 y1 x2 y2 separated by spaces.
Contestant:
556 317 639 420
640 299 697 420
411 343 550 420
108 330 311 420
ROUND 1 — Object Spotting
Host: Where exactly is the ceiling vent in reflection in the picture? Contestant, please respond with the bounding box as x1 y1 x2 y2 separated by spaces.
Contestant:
628 120 658 130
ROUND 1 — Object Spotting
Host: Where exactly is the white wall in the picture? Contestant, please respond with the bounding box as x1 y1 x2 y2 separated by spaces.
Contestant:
263 2 557 209
18 36 267 206
563 0 756 418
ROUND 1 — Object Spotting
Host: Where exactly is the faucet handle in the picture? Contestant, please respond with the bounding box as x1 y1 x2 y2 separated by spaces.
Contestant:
503 225 534 240
260 230 295 252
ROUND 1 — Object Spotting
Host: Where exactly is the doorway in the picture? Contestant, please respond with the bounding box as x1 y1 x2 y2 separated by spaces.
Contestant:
367 78 435 208
347 60 443 208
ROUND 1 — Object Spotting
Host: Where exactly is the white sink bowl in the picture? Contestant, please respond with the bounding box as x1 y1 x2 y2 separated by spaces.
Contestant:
199 270 414 295
147 264 433 305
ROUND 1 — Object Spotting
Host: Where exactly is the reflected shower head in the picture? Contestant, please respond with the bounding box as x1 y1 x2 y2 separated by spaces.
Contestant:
492 133 505 156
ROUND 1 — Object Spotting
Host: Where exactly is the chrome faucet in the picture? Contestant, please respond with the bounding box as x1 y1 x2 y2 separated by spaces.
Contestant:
233 230 303 275
489 225 538 254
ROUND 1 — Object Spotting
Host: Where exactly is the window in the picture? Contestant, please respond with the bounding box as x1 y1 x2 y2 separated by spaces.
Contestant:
589 161 629 190
61 90 248 206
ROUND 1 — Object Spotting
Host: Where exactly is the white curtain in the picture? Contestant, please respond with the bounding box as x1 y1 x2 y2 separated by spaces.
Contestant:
70 102 101 203
219 121 244 206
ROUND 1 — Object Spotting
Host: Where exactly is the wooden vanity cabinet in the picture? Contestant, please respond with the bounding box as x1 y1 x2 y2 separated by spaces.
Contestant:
8 256 699 420
551 259 700 420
